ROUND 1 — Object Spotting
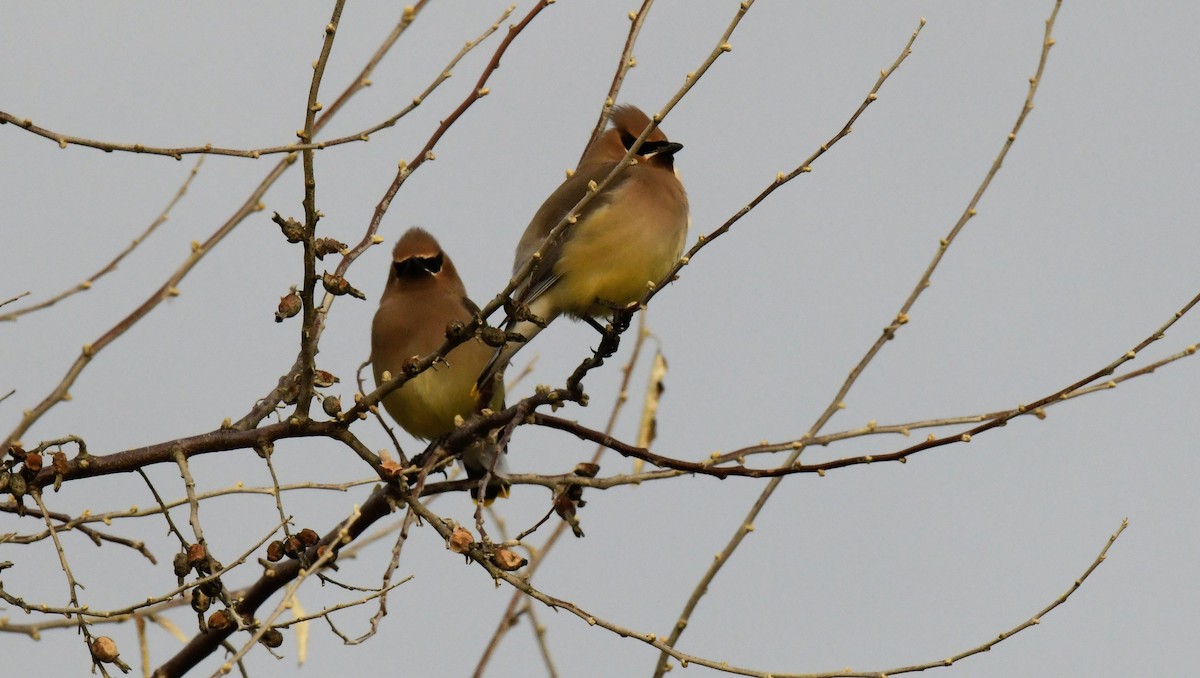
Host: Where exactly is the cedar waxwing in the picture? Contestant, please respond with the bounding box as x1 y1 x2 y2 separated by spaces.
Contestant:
371 228 509 502
478 105 689 387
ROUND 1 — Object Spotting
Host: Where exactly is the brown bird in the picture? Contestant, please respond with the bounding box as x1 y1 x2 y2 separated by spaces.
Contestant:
478 105 689 387
371 228 508 502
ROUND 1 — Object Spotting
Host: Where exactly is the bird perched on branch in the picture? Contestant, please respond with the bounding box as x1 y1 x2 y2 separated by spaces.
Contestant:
478 104 689 389
371 227 508 502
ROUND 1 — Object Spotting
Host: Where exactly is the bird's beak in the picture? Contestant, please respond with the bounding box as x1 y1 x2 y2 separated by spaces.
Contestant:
640 140 683 158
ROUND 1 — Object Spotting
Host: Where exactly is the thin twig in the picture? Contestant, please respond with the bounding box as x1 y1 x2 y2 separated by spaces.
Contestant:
29 489 116 676
711 339 1199 463
650 16 931 673
0 2 434 161
0 157 204 322
1 1 433 452
136 468 189 549
0 501 157 564
1 292 30 308
292 0 348 418
578 0 656 164
473 314 650 676
204 509 361 678
235 2 519 430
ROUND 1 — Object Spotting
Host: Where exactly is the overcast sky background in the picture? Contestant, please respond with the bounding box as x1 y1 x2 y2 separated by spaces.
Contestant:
3 2 1199 677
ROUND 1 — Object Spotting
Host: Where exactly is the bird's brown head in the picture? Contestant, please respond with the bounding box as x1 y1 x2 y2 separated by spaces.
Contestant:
587 105 683 169
387 227 459 286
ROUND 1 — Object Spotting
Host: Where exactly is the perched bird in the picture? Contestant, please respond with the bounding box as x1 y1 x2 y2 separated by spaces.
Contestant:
478 104 689 387
371 228 509 502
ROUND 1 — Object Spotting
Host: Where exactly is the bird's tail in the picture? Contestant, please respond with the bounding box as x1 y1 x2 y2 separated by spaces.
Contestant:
462 440 510 505
475 317 545 394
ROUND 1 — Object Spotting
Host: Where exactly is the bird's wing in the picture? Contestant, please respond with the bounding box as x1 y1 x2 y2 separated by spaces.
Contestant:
513 160 629 309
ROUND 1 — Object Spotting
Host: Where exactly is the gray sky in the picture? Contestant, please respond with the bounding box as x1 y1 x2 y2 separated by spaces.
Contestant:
3 2 1198 676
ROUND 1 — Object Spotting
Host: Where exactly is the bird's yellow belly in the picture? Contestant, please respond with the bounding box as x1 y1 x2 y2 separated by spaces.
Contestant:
377 343 487 440
551 204 685 317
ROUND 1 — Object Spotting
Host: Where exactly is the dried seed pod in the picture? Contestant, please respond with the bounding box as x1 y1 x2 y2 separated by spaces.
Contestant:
297 528 320 547
313 370 340 388
283 535 304 559
321 395 341 417
554 493 585 538
573 462 600 478
208 609 232 631
313 237 347 259
52 451 68 475
275 290 302 323
198 577 224 597
22 452 42 473
260 628 285 648
90 636 120 663
321 272 365 299
7 473 26 499
190 589 211 613
566 480 588 501
448 526 473 554
492 548 527 571
186 543 208 569
479 326 507 348
266 540 285 562
173 551 191 578
272 212 304 243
